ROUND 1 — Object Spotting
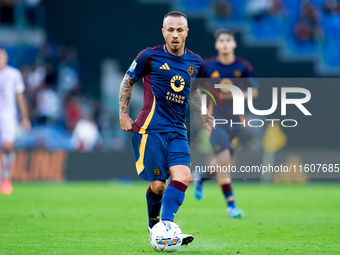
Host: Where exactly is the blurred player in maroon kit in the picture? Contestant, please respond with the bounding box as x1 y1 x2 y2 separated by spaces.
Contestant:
194 29 259 218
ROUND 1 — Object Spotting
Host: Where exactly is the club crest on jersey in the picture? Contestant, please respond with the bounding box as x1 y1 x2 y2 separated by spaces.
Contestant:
211 70 220 78
234 70 242 77
187 65 195 76
170 75 185 92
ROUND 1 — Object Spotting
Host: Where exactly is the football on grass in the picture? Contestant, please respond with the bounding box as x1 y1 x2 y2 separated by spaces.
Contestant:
149 221 182 252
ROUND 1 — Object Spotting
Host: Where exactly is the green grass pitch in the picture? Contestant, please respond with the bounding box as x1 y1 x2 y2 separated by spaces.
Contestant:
1 182 339 254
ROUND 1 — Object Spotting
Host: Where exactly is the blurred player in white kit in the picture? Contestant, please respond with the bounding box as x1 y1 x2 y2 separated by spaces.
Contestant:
0 47 31 194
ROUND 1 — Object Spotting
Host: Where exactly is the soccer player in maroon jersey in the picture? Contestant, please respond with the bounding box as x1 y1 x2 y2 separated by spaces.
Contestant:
119 11 214 245
194 29 259 218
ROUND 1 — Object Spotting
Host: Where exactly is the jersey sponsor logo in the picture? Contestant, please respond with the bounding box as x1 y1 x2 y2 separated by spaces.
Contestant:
166 91 185 104
160 63 170 70
211 70 220 78
187 65 195 76
154 168 161 176
129 60 137 73
170 75 185 92
234 70 242 77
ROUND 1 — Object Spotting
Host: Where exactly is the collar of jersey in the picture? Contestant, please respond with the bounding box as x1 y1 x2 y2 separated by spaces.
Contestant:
163 45 187 58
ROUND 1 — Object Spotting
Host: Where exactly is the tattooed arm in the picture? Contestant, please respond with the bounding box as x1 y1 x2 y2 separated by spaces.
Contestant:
189 88 215 131
119 74 136 131
188 88 202 113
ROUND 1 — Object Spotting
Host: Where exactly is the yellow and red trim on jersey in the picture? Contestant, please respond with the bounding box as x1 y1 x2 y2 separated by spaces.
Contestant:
136 134 149 175
139 94 156 134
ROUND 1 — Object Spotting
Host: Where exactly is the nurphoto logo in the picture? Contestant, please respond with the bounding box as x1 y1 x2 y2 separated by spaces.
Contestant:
201 84 312 128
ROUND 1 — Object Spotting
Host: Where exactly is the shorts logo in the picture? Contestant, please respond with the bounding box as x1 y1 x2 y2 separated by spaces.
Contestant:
187 65 195 76
154 168 161 176
170 75 185 92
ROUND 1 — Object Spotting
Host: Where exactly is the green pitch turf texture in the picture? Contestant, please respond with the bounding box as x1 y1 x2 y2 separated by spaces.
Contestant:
1 182 339 255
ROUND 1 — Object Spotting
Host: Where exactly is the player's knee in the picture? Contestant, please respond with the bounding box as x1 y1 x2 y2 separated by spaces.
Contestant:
150 181 166 195
185 174 192 186
3 143 13 154
177 172 192 187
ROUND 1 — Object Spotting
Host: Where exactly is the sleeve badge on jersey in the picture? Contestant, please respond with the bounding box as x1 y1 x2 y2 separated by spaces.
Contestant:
187 65 195 76
129 60 137 73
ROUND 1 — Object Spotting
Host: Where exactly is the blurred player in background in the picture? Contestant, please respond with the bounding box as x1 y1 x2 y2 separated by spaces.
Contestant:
194 29 259 218
0 47 31 194
119 11 214 245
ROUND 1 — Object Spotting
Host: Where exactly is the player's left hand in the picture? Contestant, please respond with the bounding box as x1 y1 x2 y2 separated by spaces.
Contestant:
21 118 31 132
201 113 215 131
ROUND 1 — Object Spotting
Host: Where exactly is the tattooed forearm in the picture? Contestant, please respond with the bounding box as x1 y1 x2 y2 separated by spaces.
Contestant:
189 89 202 113
119 75 136 114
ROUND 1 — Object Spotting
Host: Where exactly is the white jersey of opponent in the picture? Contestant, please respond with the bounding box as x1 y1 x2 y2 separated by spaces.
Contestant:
0 65 25 143
0 66 25 119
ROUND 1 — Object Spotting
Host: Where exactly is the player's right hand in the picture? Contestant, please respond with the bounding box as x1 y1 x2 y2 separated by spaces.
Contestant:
120 114 134 131
201 112 215 131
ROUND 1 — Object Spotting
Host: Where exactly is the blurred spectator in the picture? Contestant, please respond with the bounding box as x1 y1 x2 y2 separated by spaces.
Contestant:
246 0 283 20
322 0 340 15
35 83 61 125
24 63 46 101
41 43 60 72
214 0 233 20
294 21 317 40
57 64 79 98
246 0 283 40
55 46 80 99
301 0 319 23
63 94 82 132
320 0 340 66
294 0 320 41
70 115 102 152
